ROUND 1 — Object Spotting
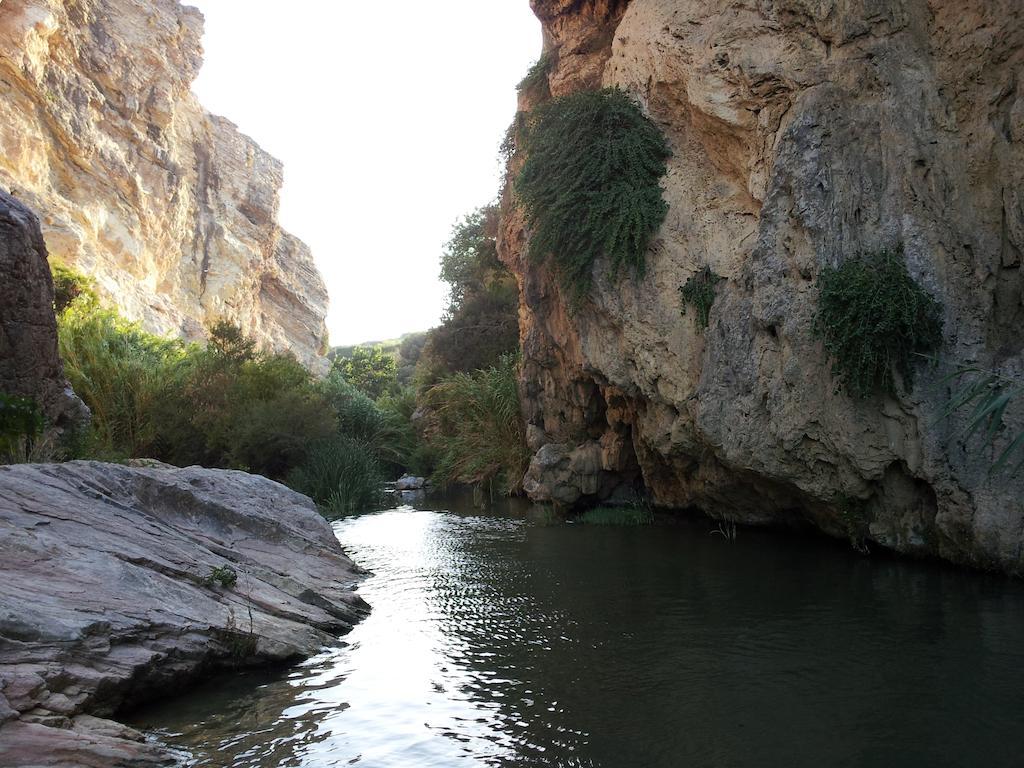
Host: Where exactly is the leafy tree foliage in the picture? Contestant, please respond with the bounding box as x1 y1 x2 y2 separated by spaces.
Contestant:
50 262 97 314
515 88 671 303
333 345 399 400
419 205 519 383
439 206 504 315
56 287 416 512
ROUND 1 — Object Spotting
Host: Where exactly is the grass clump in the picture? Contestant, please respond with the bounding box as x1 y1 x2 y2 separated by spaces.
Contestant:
287 435 385 517
204 564 238 589
679 266 723 329
420 354 529 495
515 88 671 304
58 298 185 458
576 505 653 526
942 363 1024 477
815 246 943 398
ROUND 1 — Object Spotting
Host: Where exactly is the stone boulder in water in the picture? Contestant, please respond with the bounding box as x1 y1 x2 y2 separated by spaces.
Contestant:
0 461 368 766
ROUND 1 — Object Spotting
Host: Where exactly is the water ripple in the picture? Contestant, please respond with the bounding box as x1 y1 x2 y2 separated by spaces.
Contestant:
133 499 1024 767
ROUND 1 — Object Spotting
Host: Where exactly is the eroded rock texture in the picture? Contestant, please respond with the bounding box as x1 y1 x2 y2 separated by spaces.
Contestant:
0 461 367 766
0 0 329 370
505 0 1024 572
0 190 86 433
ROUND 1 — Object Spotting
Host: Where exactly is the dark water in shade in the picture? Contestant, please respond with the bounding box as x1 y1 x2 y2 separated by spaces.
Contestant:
131 495 1024 767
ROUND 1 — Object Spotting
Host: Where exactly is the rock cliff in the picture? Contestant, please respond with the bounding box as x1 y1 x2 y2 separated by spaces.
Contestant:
0 0 329 369
0 461 367 766
0 189 87 435
504 0 1024 572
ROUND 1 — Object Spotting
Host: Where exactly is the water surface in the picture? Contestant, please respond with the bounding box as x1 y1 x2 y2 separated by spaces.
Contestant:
134 495 1024 767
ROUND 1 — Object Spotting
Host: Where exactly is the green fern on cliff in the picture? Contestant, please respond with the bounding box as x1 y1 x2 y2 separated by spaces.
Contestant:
515 88 671 304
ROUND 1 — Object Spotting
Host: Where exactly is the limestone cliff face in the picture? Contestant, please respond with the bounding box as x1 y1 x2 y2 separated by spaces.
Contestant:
504 0 1024 572
0 0 329 369
0 190 86 432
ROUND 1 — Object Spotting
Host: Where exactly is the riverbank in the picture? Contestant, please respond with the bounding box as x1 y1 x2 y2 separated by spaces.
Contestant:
0 461 368 767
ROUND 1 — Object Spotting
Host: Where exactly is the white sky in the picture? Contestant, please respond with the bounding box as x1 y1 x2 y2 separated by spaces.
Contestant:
185 1 541 346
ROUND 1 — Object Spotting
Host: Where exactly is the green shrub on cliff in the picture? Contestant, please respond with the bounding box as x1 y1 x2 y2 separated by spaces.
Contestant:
515 88 671 304
517 52 553 93
679 266 723 329
815 247 943 398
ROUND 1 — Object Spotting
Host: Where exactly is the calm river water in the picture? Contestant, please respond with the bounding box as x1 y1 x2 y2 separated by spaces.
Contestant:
134 495 1024 767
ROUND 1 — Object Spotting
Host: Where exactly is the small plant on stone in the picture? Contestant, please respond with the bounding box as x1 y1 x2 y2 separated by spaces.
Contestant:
815 246 943 398
679 266 723 329
0 394 43 463
204 564 238 590
217 606 257 660
838 495 871 554
710 519 738 542
515 88 671 305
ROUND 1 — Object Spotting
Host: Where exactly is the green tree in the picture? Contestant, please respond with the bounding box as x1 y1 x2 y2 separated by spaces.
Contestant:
419 205 519 383
333 346 399 400
439 206 503 315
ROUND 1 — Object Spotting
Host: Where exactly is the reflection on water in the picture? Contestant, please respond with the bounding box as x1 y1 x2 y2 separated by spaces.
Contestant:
133 494 1024 767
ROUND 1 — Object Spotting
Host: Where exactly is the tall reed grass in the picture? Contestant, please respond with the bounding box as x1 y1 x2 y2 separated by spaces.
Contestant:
422 354 529 495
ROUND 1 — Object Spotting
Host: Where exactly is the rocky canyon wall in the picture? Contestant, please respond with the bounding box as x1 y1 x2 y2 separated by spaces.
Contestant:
504 0 1024 572
0 189 86 433
0 0 329 369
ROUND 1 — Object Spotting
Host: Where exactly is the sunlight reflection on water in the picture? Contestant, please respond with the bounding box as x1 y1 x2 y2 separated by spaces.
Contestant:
134 499 1024 767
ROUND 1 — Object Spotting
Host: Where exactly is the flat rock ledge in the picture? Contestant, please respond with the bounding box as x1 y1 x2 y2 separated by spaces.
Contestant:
0 461 369 767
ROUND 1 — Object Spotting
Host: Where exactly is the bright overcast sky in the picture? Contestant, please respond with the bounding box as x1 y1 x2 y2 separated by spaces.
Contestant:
185 1 541 346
